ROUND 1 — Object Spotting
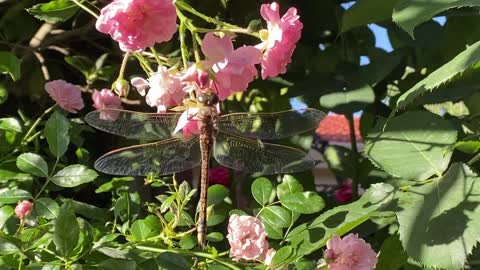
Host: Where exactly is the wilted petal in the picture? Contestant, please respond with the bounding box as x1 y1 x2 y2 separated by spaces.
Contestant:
45 80 84 113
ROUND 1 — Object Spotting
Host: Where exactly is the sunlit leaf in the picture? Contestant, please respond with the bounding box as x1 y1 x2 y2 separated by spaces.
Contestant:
395 40 480 111
365 111 457 180
51 164 97 187
393 0 480 37
397 163 480 269
27 0 81 22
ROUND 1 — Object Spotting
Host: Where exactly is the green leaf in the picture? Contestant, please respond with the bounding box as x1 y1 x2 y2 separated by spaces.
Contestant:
0 118 22 133
64 55 93 78
130 216 161 241
0 52 21 81
206 232 224 242
45 111 70 158
396 163 480 269
324 145 357 179
364 111 457 180
260 206 291 228
277 175 303 200
319 81 375 114
179 236 197 250
341 0 399 32
393 0 480 37
280 192 325 214
54 202 79 258
251 177 273 206
51 164 98 187
270 246 294 268
34 198 59 220
453 140 480 154
0 206 14 229
0 84 8 105
376 233 408 270
155 253 191 270
27 0 81 22
285 183 394 259
98 258 136 270
395 40 480 111
16 153 48 177
0 189 32 204
207 184 229 206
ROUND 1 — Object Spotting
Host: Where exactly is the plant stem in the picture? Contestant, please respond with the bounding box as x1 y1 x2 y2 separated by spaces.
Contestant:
347 114 360 199
136 245 241 270
118 52 130 80
35 157 59 199
71 0 99 18
177 9 190 69
134 52 154 74
468 152 480 166
175 1 238 31
150 47 164 66
21 104 57 146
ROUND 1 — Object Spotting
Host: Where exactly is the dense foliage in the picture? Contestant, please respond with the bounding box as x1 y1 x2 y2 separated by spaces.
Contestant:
2 0 480 269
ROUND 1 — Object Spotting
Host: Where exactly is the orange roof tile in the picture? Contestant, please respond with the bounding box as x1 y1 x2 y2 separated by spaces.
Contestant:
316 114 362 143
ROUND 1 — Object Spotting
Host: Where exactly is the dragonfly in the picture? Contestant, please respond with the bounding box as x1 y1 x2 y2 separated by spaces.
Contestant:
85 90 325 250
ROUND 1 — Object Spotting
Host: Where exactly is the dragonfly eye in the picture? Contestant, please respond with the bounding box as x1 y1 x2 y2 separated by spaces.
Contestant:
198 93 219 106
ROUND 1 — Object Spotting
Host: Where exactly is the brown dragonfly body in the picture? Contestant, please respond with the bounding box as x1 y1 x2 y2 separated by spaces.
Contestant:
85 91 325 250
197 92 219 250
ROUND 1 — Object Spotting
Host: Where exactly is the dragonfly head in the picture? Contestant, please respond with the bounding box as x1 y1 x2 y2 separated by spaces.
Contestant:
198 91 219 106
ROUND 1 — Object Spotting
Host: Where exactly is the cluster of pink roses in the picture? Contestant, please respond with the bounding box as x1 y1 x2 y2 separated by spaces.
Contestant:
96 0 302 112
226 215 377 269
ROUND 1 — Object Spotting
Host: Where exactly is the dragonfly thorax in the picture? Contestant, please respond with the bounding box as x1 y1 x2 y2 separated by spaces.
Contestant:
197 91 219 106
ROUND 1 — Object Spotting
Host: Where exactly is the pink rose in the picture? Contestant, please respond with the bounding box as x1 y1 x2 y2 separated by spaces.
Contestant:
201 33 261 100
325 234 377 270
45 80 84 113
264 248 276 266
131 67 185 112
92 89 123 120
15 200 33 219
208 167 229 186
96 0 177 52
257 2 303 79
226 214 269 261
334 181 353 204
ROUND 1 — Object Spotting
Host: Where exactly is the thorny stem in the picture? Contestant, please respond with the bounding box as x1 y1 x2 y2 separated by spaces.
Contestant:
136 246 241 270
347 114 360 199
71 0 99 18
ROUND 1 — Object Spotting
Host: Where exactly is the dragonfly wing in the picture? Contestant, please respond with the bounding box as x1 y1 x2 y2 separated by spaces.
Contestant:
85 109 182 141
213 132 315 175
216 108 326 140
94 137 201 176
